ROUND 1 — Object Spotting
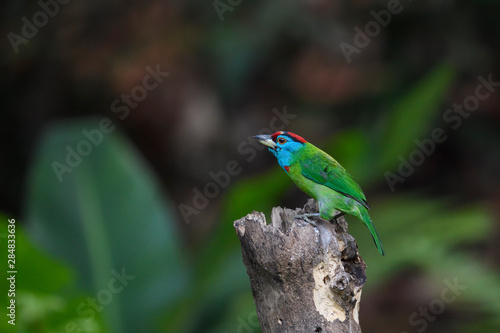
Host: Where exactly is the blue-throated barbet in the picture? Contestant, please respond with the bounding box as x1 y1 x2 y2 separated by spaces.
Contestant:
254 131 385 256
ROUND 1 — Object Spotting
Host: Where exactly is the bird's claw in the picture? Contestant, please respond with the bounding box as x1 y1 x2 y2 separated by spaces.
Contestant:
332 212 345 220
294 213 321 226
330 211 346 232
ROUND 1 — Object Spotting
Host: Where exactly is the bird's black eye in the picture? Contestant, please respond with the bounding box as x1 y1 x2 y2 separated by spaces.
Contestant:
278 137 287 144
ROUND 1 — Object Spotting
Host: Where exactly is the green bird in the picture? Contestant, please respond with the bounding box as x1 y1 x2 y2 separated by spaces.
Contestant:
254 131 385 256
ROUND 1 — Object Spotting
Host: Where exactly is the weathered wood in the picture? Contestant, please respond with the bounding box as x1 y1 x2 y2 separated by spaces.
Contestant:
234 199 366 333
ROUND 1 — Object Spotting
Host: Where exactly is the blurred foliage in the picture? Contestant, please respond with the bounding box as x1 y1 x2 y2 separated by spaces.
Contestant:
3 0 500 332
15 120 189 333
173 63 500 332
377 63 456 172
5 61 499 332
0 213 106 333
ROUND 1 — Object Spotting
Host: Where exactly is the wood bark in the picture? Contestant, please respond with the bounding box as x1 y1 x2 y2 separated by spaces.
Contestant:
234 199 367 333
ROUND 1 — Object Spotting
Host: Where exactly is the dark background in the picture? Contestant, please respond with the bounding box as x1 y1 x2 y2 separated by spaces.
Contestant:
1 0 500 332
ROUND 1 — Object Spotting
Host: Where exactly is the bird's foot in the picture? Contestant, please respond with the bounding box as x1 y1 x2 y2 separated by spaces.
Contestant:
330 212 346 233
332 212 345 220
294 213 321 226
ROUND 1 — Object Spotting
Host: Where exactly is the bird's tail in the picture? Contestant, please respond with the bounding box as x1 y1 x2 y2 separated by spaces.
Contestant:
360 208 385 256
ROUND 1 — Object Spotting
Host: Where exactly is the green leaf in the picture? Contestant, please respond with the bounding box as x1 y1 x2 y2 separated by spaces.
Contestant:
197 167 290 284
25 119 189 333
348 195 493 285
378 63 455 171
323 129 372 184
426 253 500 320
171 168 290 332
0 217 73 295
0 215 107 333
206 291 261 333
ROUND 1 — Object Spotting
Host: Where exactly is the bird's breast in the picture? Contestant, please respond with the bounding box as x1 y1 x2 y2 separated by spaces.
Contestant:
286 164 319 198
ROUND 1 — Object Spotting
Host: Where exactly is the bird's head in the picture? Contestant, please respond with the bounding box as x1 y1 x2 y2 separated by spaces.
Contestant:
253 131 307 166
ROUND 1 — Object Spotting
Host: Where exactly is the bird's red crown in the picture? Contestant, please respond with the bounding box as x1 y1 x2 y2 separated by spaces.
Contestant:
271 131 307 144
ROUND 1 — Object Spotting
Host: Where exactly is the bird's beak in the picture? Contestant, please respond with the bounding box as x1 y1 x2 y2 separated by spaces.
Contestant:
253 134 277 149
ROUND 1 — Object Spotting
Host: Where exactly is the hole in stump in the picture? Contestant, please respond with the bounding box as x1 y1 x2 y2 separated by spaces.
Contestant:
315 327 322 332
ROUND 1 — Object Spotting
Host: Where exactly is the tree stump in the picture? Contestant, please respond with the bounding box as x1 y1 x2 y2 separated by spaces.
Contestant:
233 199 367 333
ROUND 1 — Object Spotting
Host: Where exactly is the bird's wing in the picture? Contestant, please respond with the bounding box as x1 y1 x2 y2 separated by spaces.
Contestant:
299 151 369 209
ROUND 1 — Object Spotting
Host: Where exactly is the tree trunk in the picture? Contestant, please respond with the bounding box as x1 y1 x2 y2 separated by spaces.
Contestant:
233 199 366 333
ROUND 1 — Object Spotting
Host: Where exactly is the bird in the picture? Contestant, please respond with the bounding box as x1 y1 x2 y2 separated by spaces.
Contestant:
254 131 385 256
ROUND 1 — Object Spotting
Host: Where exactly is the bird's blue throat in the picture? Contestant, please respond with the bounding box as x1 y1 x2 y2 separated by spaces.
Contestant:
269 141 304 171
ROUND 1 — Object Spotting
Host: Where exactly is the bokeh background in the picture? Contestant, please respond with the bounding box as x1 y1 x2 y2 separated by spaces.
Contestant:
2 0 500 332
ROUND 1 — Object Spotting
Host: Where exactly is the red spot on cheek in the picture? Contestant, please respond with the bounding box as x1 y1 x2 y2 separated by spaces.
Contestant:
284 166 290 172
